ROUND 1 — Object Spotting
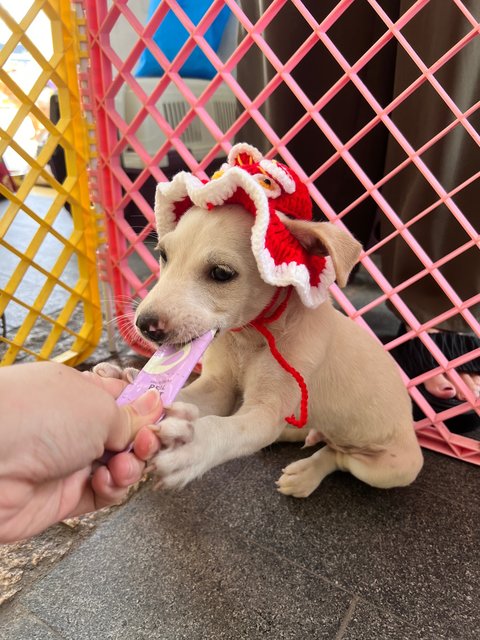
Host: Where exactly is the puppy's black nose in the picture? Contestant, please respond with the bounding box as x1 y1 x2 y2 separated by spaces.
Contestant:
136 314 168 344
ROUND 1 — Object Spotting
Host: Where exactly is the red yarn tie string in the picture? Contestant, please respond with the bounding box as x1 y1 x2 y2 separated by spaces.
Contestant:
250 287 309 428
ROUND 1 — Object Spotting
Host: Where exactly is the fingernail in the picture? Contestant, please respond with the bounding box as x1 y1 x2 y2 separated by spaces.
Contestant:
131 389 160 415
103 468 113 487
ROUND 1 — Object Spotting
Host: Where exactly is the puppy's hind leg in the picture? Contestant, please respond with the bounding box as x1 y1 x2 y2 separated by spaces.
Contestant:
276 446 339 498
338 444 423 489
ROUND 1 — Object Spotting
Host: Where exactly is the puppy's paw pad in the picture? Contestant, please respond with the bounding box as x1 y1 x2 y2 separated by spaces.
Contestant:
150 440 202 490
157 415 195 449
93 362 124 379
93 363 139 382
150 418 210 489
123 366 140 383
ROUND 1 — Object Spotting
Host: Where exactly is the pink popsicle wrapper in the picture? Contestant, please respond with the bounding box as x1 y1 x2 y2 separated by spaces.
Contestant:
97 330 215 464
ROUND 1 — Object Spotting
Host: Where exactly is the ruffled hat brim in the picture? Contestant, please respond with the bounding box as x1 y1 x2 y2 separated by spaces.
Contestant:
154 148 336 308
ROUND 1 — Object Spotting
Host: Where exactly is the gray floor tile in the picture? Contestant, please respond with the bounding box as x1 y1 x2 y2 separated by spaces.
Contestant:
20 484 351 640
203 445 479 639
339 598 435 640
414 449 480 509
0 605 63 639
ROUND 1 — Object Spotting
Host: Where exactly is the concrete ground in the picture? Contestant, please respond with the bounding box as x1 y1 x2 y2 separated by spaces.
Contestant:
1 193 479 639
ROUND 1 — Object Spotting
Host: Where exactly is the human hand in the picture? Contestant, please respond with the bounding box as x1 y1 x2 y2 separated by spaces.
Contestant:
0 361 163 543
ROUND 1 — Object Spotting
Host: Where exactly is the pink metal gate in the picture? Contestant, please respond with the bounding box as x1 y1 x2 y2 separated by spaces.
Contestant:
82 0 480 464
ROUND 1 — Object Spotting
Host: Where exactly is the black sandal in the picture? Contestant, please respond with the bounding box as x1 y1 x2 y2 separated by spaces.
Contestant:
390 325 480 434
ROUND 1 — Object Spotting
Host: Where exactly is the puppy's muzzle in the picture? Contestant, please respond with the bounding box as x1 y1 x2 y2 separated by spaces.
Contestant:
136 314 168 344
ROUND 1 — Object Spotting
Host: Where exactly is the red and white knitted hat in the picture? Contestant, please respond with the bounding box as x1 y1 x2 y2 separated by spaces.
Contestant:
154 143 336 308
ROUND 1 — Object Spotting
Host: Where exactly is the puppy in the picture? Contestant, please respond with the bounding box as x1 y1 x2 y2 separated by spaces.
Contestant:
97 144 423 497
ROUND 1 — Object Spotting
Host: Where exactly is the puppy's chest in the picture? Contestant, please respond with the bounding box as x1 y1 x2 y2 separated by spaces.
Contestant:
226 332 266 387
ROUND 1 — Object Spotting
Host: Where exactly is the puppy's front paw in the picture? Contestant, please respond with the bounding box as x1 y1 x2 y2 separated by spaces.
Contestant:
154 402 200 449
151 402 206 490
93 362 139 383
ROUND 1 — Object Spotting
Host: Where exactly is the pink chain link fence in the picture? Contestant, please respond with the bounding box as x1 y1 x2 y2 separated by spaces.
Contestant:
82 0 480 464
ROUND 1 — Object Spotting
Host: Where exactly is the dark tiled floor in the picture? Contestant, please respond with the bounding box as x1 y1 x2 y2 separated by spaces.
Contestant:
2 446 478 640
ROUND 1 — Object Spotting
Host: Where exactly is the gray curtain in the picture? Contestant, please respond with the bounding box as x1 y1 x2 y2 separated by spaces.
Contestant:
236 0 479 331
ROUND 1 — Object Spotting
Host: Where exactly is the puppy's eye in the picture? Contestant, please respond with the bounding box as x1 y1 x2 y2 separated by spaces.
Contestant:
158 247 168 263
210 265 237 283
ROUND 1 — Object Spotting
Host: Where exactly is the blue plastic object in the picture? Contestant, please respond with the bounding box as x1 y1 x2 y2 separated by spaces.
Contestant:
136 0 231 79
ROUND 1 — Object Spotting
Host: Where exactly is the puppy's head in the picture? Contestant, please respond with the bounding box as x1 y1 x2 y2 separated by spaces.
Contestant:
135 205 275 345
135 203 362 346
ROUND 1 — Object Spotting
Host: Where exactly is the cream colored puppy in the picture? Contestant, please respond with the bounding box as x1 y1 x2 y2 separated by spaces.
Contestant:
96 142 423 496
116 201 422 497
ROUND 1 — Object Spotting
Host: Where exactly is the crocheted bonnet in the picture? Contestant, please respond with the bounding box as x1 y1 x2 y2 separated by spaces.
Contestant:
154 143 336 308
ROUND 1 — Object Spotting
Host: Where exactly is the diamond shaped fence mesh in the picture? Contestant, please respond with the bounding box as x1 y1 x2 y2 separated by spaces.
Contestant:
68 0 480 462
0 0 102 366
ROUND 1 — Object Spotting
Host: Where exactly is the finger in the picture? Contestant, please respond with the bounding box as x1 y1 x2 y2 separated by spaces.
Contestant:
105 388 164 451
81 370 129 398
65 464 135 517
108 452 145 488
90 465 130 508
58 468 99 519
133 426 161 460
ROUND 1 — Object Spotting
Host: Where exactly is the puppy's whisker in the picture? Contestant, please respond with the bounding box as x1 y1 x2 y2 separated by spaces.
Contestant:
110 313 136 327
100 295 140 307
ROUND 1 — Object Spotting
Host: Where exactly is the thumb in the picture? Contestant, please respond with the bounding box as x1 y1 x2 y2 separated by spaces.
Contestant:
105 389 164 451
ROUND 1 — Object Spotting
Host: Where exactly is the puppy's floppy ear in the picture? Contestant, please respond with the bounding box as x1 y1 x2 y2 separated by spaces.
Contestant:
279 215 363 287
